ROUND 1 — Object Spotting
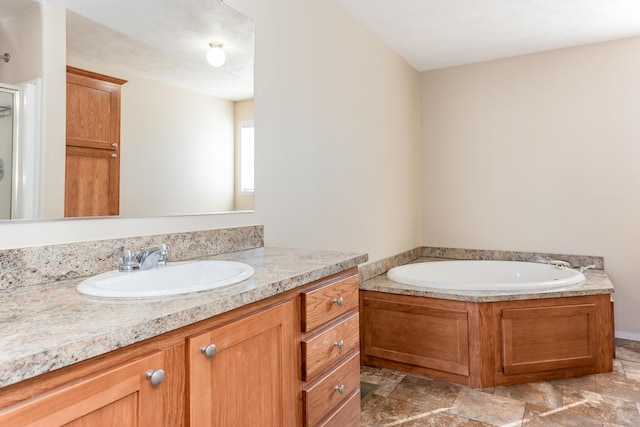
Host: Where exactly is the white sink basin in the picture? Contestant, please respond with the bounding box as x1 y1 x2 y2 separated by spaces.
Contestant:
77 260 255 298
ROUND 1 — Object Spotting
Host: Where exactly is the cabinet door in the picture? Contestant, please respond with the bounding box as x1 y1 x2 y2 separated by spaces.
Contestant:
0 349 181 427
501 303 598 375
65 146 119 217
188 300 297 427
65 67 125 217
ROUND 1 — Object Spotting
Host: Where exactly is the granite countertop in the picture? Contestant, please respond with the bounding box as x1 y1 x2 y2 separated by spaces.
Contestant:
0 247 367 388
361 257 614 303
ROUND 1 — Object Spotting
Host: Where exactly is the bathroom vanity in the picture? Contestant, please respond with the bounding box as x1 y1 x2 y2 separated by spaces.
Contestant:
0 237 367 427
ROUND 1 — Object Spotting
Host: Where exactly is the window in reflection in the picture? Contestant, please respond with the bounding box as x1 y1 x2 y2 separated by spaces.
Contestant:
240 121 255 194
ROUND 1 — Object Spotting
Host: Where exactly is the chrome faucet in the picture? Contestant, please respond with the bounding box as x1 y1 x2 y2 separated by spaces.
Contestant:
579 264 597 274
546 258 571 269
138 243 171 270
531 256 572 269
113 243 171 272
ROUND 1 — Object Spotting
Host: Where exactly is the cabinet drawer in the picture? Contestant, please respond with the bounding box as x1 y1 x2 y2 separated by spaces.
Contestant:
301 275 359 332
302 312 360 381
317 390 361 427
303 352 360 427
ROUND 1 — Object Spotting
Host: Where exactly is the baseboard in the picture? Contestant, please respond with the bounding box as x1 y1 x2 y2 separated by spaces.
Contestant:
615 331 640 342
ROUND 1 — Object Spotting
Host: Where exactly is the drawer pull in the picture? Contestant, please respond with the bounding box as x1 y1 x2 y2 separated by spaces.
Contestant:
333 340 345 350
201 344 217 359
145 369 165 386
334 384 345 394
332 296 344 306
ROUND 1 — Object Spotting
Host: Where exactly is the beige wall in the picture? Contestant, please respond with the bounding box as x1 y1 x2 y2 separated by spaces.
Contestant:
421 37 640 338
0 2 67 218
0 0 422 268
40 2 67 219
0 6 42 84
118 75 235 215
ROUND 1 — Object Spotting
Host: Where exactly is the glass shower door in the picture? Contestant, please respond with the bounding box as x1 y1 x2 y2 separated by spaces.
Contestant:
0 87 16 220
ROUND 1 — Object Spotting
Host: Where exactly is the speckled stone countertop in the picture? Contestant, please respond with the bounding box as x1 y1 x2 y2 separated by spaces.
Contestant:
0 247 367 388
360 257 613 303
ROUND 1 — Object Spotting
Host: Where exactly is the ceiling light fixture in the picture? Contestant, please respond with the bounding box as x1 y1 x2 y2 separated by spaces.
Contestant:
206 42 225 67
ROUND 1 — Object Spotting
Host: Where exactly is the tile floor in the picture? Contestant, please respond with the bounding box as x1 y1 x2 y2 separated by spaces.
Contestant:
360 339 640 426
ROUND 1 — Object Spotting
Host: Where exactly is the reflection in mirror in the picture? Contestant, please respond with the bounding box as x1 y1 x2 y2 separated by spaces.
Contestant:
0 0 254 220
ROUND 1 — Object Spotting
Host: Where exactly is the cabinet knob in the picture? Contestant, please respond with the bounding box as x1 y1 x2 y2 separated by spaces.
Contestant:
332 296 344 306
333 340 345 350
111 153 117 158
334 384 345 394
112 142 118 148
201 344 217 359
145 369 165 386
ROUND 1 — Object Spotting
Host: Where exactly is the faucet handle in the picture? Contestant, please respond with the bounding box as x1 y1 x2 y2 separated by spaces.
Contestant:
113 249 140 272
143 243 171 256
154 243 171 267
138 243 172 270
546 258 571 269
579 264 597 274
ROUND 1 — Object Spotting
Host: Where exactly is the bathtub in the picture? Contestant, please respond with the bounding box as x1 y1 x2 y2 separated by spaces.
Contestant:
361 257 613 388
387 260 586 291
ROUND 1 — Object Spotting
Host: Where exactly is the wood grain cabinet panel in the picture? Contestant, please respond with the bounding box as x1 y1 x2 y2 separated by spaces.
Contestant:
303 351 360 426
65 67 126 217
187 301 297 427
360 290 613 388
501 304 598 375
0 350 178 427
362 294 470 376
316 390 361 427
302 312 360 381
301 275 358 332
302 271 361 426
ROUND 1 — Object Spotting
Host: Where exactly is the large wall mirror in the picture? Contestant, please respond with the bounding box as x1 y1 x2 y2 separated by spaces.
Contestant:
0 0 254 221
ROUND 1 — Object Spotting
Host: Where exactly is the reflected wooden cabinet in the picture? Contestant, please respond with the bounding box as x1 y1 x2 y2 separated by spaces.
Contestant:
0 345 184 426
65 66 126 217
188 301 298 427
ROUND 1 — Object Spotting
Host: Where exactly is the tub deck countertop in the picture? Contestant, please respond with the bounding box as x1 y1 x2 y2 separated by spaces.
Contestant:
0 247 367 389
360 257 614 303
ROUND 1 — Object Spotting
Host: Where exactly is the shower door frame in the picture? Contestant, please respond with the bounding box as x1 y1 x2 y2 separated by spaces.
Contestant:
0 80 41 220
0 83 19 220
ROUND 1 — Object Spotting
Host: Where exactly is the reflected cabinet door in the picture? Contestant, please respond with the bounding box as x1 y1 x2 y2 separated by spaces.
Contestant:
65 67 126 217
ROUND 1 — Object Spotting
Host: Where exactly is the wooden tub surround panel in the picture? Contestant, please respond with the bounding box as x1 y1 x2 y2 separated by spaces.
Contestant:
362 297 470 377
500 303 597 375
360 291 614 388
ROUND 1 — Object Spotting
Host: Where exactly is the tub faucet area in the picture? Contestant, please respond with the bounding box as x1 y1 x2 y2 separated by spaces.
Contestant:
546 258 571 269
113 243 171 271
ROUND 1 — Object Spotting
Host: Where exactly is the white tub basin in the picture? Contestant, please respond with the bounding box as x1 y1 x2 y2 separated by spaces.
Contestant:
77 260 255 298
387 260 586 291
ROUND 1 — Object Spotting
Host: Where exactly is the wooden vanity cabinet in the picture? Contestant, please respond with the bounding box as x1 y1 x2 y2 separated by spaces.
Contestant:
187 300 298 427
0 342 185 427
0 267 361 426
301 273 361 426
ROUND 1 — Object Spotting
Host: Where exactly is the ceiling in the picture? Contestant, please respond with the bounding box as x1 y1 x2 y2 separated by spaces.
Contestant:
336 0 640 71
0 0 254 100
3 1 639 90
